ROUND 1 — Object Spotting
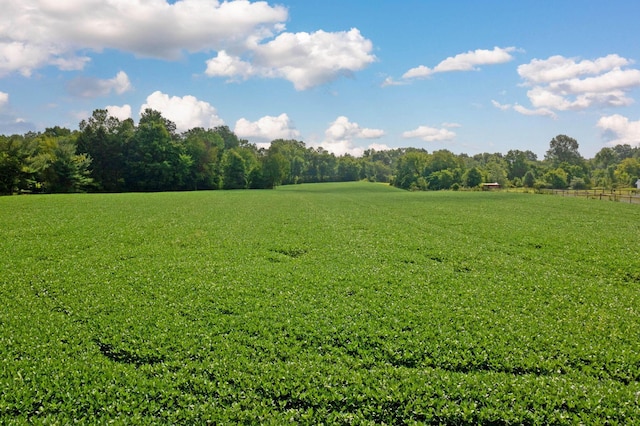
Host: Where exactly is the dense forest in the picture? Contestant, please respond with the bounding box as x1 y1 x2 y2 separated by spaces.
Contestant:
1 108 639 195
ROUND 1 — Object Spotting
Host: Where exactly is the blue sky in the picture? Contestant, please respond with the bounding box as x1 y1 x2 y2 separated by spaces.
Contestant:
1 1 639 158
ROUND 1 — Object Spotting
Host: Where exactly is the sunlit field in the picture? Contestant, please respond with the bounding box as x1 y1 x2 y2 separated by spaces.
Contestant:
1 182 639 423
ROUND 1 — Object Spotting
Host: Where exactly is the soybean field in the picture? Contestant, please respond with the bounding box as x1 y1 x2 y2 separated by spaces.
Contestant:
1 182 639 424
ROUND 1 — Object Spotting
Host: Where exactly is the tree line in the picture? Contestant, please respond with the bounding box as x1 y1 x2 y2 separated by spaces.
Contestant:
1 109 639 195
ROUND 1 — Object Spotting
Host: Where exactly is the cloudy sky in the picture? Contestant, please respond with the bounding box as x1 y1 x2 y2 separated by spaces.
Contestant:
1 0 639 158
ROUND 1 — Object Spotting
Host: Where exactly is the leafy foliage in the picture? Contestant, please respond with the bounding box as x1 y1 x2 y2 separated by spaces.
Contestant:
1 183 639 423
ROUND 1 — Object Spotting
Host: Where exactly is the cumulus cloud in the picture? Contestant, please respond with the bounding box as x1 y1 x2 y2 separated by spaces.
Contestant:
141 91 224 133
597 114 640 146
106 104 132 121
517 54 631 84
234 113 300 142
0 0 288 76
67 71 132 98
320 116 385 156
402 125 456 142
507 54 640 115
1 1 376 89
402 46 517 80
206 28 376 90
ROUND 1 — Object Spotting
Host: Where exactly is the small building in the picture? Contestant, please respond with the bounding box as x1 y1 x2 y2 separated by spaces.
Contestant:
481 182 501 190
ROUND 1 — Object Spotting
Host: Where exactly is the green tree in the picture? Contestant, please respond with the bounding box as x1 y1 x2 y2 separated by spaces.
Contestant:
337 155 361 181
126 109 187 191
522 170 536 188
214 125 241 150
463 166 482 188
425 149 459 175
426 169 455 190
614 157 640 186
545 134 583 166
505 149 536 180
31 134 93 193
543 168 568 189
182 127 224 190
269 139 308 184
221 149 248 189
393 150 429 189
77 109 132 192
259 149 290 189
0 135 37 194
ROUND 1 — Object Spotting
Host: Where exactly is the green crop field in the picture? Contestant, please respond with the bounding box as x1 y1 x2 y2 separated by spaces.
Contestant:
1 182 639 424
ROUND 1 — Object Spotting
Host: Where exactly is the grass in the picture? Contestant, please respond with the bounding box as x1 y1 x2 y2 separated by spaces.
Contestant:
1 182 639 424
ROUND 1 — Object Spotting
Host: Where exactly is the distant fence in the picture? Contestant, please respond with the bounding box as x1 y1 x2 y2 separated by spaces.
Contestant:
537 188 640 204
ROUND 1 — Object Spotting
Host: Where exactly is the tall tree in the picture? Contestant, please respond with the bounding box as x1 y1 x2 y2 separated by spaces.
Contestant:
0 135 37 194
126 109 187 191
221 149 248 189
78 109 132 191
181 128 224 190
31 133 93 193
545 134 583 166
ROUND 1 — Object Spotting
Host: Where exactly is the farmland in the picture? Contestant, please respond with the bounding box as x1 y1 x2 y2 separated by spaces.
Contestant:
1 182 639 424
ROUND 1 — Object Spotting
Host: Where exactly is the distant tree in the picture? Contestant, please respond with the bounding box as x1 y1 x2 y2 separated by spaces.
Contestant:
484 158 509 187
425 149 459 175
522 170 535 188
463 166 482 188
181 127 224 190
221 149 248 189
393 150 429 189
214 125 241 150
426 169 455 190
614 157 640 186
505 149 536 180
612 144 636 160
592 147 618 170
543 168 568 189
31 134 93 193
125 109 186 191
260 148 290 189
0 135 37 194
337 155 361 181
570 177 588 190
269 139 308 184
545 135 583 166
77 109 132 191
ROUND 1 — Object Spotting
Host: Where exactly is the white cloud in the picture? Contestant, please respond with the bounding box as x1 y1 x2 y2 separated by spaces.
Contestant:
320 116 385 156
367 143 391 152
402 46 517 79
506 54 640 116
1 1 375 89
517 54 631 84
442 122 462 128
234 113 300 142
67 71 132 98
0 0 288 76
0 92 8 109
205 51 255 80
512 104 557 119
491 99 557 119
380 76 408 87
106 104 132 121
141 91 224 133
597 114 640 146
402 125 456 142
206 28 376 90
